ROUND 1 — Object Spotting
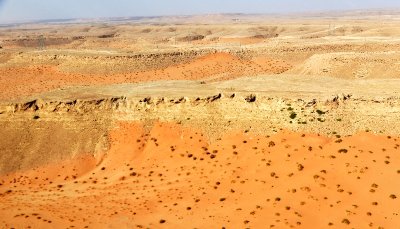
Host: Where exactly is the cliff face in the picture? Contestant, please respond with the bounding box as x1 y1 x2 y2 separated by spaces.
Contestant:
1 94 399 175
0 117 110 175
7 97 128 113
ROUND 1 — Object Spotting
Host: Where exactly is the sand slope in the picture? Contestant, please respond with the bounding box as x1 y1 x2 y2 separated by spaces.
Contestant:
290 52 400 79
1 122 399 228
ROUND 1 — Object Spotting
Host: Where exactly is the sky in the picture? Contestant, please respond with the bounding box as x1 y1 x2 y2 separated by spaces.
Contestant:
0 0 400 23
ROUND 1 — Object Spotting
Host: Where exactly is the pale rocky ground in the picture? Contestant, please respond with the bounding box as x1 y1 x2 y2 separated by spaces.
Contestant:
1 11 400 228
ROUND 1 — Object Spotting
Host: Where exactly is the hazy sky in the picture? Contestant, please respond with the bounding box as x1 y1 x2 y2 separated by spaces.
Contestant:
0 0 400 23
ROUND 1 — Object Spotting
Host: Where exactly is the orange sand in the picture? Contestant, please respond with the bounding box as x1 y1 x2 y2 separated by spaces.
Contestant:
1 122 399 228
0 52 290 100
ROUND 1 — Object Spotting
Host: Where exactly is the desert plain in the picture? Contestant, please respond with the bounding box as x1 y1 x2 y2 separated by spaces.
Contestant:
0 11 400 228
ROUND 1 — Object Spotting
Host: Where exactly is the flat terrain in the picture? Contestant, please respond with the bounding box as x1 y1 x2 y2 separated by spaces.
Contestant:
1 11 400 228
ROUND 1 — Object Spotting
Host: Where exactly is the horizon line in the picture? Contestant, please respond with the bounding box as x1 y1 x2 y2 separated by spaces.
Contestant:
1 7 400 26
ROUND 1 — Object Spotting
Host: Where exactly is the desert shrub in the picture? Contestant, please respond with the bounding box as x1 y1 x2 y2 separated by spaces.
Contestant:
245 94 256 102
338 149 348 153
341 219 350 224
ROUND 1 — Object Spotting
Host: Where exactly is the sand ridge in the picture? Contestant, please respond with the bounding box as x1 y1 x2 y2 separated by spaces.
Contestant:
0 52 290 100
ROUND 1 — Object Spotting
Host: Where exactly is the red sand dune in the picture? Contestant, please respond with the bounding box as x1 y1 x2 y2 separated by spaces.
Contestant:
0 52 290 100
1 122 399 228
